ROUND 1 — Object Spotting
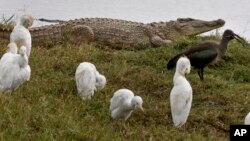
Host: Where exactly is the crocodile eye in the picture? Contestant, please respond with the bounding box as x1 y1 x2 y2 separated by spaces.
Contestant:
177 18 194 22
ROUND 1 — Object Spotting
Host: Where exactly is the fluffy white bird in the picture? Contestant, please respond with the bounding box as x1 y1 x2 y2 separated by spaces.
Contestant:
95 71 106 90
110 89 144 120
244 112 250 125
170 56 192 128
75 62 106 100
10 14 33 57
0 43 31 94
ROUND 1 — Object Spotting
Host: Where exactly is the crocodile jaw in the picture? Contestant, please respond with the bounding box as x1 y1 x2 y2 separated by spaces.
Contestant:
174 18 225 38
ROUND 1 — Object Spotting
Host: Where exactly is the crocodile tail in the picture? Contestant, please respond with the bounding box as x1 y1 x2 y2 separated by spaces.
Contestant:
167 53 183 70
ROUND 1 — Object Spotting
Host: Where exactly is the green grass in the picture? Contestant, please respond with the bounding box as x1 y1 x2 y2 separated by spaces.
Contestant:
0 37 250 141
0 15 15 30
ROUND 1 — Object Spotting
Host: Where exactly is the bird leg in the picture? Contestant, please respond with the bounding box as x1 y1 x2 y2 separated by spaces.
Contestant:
197 69 201 80
118 120 127 136
178 123 187 132
197 68 204 80
201 68 204 80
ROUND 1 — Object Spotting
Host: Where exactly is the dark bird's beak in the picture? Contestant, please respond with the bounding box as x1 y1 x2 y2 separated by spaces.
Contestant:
233 33 248 47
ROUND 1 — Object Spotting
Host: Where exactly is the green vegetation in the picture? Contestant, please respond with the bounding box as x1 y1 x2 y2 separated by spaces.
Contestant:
0 15 15 30
0 37 249 140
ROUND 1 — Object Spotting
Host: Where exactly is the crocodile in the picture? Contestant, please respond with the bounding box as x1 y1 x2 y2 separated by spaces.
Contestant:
0 17 225 49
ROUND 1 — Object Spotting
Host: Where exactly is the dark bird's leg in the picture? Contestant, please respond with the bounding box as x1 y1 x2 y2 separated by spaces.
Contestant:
197 68 204 81
200 68 204 80
197 69 201 80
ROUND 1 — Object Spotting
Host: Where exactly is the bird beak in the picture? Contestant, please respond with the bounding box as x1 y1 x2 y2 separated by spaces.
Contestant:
139 106 144 112
233 33 248 47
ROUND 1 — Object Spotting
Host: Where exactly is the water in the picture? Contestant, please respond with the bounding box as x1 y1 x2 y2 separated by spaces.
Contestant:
1 0 250 40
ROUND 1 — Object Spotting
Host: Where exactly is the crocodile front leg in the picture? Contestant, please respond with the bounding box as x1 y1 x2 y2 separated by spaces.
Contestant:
69 25 94 45
151 35 172 47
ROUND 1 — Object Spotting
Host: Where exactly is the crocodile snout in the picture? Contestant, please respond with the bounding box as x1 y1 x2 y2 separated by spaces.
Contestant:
216 19 225 26
206 19 225 27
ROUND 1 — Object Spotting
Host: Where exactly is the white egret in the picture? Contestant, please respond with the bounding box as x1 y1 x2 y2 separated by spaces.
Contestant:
0 43 31 94
110 89 143 120
75 62 106 100
170 56 192 128
10 14 33 57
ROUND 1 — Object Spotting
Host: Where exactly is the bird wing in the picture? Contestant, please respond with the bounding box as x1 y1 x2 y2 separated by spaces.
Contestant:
109 90 133 112
18 65 31 82
10 26 31 45
75 66 96 94
170 86 192 126
10 25 32 57
23 65 31 81
167 42 218 69
171 89 187 114
0 54 19 89
187 48 218 68
109 95 124 112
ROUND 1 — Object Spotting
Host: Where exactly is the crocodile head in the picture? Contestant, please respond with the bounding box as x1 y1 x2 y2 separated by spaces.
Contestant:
166 18 225 40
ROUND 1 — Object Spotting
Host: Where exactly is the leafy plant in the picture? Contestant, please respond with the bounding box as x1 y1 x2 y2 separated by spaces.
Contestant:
0 14 15 30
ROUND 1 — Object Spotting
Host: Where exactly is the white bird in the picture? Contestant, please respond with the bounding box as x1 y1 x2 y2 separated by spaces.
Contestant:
110 89 144 120
244 112 250 125
170 56 192 128
0 43 31 94
75 62 106 100
95 70 106 90
10 14 33 57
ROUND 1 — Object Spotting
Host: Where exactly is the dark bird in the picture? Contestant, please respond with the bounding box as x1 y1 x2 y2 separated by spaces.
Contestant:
167 29 245 80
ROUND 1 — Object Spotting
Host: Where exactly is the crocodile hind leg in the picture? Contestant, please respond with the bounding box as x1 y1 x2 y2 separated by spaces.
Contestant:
70 25 94 45
151 35 172 47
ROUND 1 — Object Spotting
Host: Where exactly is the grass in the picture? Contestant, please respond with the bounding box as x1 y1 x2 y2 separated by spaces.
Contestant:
0 37 250 141
0 15 15 30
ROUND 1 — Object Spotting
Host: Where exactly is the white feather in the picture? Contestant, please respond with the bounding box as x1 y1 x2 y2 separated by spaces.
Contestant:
95 71 106 90
170 56 192 128
0 44 31 94
10 14 33 57
110 89 143 120
75 62 106 100
244 112 250 125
